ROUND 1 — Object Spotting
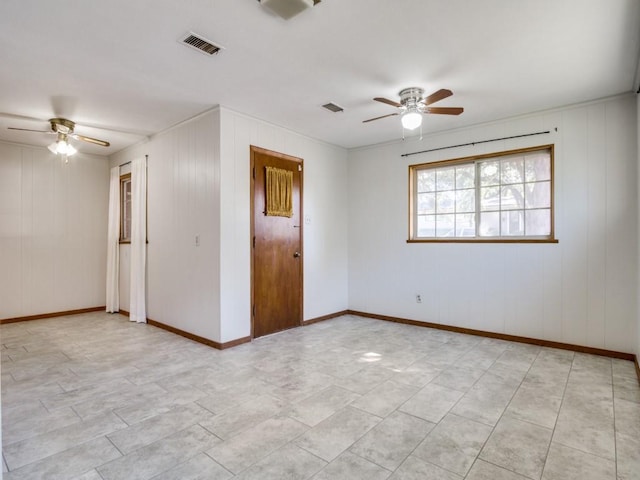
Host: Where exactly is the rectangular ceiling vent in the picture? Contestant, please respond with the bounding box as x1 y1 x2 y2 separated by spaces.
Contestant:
180 32 223 56
322 102 344 113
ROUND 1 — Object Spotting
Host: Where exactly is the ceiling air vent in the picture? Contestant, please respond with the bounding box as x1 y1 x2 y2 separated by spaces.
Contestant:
179 32 223 56
322 102 344 113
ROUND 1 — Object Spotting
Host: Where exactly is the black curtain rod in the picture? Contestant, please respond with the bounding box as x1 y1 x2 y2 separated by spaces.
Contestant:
401 129 553 158
119 154 148 167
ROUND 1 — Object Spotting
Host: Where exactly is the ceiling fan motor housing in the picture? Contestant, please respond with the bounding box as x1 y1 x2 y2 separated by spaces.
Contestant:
399 87 425 112
259 0 315 19
50 117 75 134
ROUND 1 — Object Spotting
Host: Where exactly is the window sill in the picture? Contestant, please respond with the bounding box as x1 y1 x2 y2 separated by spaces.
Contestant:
407 238 559 244
119 240 131 244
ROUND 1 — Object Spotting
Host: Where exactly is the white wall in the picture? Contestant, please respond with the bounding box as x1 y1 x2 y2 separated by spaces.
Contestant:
348 94 638 353
110 110 221 341
0 142 109 319
111 107 349 344
218 107 349 342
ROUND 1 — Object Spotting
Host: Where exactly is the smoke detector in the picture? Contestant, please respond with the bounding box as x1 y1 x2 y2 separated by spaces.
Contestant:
258 0 321 20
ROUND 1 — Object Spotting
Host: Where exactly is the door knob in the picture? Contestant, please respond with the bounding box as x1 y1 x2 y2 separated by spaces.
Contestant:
293 252 301 258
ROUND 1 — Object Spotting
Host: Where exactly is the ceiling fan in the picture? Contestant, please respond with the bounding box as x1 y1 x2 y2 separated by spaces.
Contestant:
8 117 110 156
363 88 463 130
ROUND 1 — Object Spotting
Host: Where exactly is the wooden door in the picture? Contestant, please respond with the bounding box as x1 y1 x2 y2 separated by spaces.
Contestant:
251 146 303 338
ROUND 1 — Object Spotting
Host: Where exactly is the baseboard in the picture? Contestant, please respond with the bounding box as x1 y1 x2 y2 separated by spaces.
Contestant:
146 318 251 350
7 307 637 369
149 309 348 347
0 306 105 325
347 310 636 362
116 310 249 350
303 310 349 326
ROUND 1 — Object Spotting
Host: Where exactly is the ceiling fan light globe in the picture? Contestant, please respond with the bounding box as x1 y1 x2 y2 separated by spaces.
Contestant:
48 139 77 156
57 141 69 154
64 143 78 156
401 111 422 130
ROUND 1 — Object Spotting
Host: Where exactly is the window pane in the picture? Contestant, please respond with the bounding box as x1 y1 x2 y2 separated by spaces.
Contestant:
501 184 524 210
480 161 499 186
525 181 550 209
455 214 476 236
479 211 500 236
501 210 524 236
480 186 500 211
121 177 132 241
525 154 551 182
456 165 475 189
410 146 553 241
436 167 455 191
455 189 475 213
436 190 455 214
417 192 436 214
525 209 551 235
417 214 435 237
501 158 524 184
436 214 455 237
417 170 435 192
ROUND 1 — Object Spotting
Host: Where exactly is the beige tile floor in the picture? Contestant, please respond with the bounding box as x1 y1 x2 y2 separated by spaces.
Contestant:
1 312 640 480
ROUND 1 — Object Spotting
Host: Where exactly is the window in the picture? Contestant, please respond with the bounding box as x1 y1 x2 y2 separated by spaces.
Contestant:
120 174 132 242
409 145 556 242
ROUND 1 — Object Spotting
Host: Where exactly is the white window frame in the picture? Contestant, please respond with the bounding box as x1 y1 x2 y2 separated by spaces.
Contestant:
408 144 557 243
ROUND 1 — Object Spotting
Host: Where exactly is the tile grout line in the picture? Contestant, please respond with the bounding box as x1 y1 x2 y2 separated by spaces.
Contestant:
546 358 619 465
104 434 125 458
2 452 10 473
386 344 509 478
462 345 544 479
200 449 236 478
538 349 573 479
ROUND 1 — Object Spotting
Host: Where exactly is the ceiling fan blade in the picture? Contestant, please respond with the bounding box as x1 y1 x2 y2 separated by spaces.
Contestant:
363 113 399 123
374 97 402 108
425 107 464 115
423 89 453 106
0 112 47 122
71 133 110 147
8 127 52 133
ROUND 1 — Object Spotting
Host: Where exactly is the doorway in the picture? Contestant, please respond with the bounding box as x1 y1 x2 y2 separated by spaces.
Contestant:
250 146 303 338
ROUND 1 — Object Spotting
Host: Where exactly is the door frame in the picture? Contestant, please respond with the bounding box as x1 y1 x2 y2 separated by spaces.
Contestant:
250 145 304 339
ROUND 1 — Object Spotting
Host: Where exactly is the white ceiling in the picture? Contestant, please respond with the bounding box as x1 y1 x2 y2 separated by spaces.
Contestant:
1 0 639 156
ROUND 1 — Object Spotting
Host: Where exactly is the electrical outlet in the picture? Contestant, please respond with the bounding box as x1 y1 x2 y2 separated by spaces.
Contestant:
416 294 422 303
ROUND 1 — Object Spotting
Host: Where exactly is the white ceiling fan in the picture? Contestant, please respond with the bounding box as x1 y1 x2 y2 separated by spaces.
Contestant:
363 88 464 130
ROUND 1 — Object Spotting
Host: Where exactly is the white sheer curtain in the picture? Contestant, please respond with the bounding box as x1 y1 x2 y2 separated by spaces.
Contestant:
129 156 147 323
106 166 120 313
